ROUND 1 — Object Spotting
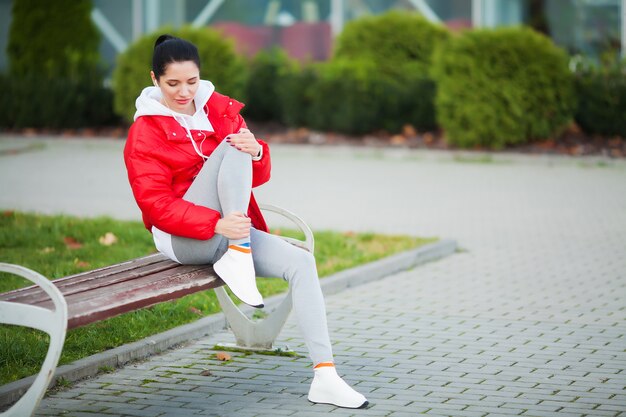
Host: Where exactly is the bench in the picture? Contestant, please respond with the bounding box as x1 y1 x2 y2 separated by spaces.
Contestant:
0 204 313 417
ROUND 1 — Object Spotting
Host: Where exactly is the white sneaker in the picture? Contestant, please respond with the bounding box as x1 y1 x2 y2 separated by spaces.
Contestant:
213 247 264 308
308 365 368 409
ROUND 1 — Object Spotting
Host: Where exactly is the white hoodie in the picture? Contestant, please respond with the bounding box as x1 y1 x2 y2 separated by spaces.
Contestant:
134 79 216 132
133 79 217 263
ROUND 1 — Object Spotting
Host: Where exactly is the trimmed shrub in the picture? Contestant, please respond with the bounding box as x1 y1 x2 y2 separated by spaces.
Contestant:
243 48 294 122
307 59 385 135
276 65 318 128
431 26 576 149
302 59 435 135
1 0 116 129
573 58 626 137
334 11 449 79
0 73 118 129
0 74 10 128
326 11 449 133
112 26 247 123
8 0 100 77
265 12 446 134
279 59 435 135
275 59 437 135
394 75 438 132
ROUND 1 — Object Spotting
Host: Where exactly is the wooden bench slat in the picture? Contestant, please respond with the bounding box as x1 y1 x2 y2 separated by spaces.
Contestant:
14 264 215 309
65 268 223 328
57 264 215 307
54 253 168 284
1 256 225 329
0 254 170 303
3 259 180 305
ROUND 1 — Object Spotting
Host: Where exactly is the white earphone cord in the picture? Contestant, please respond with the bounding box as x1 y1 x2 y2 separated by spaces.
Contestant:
154 81 208 160
178 114 208 160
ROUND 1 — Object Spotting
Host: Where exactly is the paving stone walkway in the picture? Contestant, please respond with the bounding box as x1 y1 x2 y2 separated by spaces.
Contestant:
2 138 624 416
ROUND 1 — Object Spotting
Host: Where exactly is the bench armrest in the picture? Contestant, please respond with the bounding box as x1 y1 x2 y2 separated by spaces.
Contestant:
259 204 314 253
0 263 68 417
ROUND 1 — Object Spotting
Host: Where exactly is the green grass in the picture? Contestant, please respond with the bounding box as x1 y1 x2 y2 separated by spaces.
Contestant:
0 211 435 385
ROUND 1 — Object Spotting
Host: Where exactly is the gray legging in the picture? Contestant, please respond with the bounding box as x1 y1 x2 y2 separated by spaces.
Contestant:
170 140 333 365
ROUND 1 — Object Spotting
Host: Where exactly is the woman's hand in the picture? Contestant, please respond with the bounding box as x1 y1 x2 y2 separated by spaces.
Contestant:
225 128 262 157
215 212 251 240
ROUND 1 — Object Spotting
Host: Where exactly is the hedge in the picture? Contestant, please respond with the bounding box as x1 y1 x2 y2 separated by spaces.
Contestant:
431 26 576 149
331 11 449 133
0 73 117 129
334 11 449 79
8 0 100 77
307 59 386 134
276 65 318 128
278 11 449 135
1 0 116 129
573 58 626 137
243 48 294 122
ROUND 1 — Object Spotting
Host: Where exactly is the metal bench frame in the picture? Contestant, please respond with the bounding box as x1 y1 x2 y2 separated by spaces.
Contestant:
215 204 314 350
0 203 313 416
0 265 68 417
214 203 314 349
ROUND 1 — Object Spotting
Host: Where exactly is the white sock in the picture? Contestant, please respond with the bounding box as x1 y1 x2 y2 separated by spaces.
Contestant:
308 364 368 409
213 245 264 308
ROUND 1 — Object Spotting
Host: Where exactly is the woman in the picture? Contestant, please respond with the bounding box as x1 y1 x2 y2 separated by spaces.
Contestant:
124 34 368 409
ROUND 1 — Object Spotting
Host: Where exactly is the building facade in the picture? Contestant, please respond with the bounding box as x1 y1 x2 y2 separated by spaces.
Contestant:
0 0 623 74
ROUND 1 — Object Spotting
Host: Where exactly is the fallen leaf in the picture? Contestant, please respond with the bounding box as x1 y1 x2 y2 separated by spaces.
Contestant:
98 232 118 246
569 145 584 156
40 247 55 254
200 370 212 376
64 237 83 250
402 124 417 137
536 139 556 150
188 307 203 316
3 210 14 217
296 127 309 136
609 137 622 147
75 261 90 268
216 352 231 361
390 134 406 145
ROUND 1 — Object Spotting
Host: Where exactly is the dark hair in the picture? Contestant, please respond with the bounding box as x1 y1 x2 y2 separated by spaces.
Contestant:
152 34 201 79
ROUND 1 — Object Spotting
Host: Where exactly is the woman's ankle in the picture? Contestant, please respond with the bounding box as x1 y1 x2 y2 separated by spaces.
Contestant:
313 362 335 370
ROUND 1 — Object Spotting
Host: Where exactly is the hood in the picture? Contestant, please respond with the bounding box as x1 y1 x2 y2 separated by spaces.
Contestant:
133 79 215 121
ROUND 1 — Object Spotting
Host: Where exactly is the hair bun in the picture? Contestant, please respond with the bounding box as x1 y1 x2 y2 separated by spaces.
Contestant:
151 35 200 78
154 34 175 49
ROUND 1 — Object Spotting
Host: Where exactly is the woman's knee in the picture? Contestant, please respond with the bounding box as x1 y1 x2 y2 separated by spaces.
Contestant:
299 249 317 269
285 249 317 282
224 141 252 160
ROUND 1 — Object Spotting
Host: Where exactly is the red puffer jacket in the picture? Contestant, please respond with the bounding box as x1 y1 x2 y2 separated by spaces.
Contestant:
124 92 270 240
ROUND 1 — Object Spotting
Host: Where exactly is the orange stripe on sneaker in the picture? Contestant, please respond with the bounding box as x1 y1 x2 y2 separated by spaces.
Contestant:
229 245 251 254
314 362 335 369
